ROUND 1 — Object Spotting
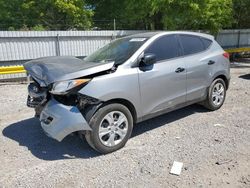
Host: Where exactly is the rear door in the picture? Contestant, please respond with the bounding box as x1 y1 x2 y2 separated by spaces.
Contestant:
138 34 187 117
178 34 213 102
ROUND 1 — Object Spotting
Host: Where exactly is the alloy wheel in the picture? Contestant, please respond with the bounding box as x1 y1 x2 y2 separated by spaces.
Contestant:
212 82 225 106
98 111 128 147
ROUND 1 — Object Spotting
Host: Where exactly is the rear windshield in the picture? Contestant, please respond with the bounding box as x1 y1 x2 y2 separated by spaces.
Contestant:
84 37 148 65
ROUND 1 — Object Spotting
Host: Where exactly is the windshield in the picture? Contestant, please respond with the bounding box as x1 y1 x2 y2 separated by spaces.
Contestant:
83 37 148 65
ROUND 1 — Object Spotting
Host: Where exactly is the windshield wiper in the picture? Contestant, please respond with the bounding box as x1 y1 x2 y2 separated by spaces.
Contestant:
103 59 114 62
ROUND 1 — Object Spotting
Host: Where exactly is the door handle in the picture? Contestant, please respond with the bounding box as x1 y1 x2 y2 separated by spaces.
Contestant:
175 67 185 73
208 60 215 65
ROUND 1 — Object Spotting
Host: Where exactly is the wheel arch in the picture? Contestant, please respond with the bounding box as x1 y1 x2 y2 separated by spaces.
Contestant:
213 74 229 90
103 98 137 124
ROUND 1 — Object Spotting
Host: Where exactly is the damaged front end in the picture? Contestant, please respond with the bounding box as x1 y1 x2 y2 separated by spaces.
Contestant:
26 77 103 141
24 57 115 141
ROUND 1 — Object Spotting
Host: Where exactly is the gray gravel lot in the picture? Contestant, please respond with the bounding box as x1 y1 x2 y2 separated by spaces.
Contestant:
0 64 250 188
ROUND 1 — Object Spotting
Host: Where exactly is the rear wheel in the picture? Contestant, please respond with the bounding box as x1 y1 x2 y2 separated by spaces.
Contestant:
85 103 133 154
202 78 226 110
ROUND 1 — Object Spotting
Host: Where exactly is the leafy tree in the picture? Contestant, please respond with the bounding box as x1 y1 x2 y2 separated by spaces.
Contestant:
0 0 246 32
87 0 153 29
0 0 24 29
0 0 93 30
123 0 156 29
232 0 250 28
150 0 233 34
88 0 233 33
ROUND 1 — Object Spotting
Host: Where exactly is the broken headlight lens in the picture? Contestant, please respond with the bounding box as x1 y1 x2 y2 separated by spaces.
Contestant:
50 79 90 95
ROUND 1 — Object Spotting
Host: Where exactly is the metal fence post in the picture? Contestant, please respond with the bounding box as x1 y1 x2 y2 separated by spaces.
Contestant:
237 30 241 48
113 19 116 40
56 34 61 56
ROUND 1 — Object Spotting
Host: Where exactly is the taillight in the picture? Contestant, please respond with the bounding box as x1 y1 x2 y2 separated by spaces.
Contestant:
223 52 230 59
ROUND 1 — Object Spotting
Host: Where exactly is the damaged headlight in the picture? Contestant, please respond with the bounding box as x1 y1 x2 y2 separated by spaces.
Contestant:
50 79 90 95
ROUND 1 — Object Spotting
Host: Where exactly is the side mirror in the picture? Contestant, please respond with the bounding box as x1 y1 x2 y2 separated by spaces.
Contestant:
141 53 157 66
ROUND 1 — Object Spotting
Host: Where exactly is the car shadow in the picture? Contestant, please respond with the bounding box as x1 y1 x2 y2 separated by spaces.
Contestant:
2 118 99 160
132 104 208 137
2 104 208 160
239 74 250 80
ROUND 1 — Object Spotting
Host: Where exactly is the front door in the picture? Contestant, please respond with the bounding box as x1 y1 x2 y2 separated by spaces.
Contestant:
138 34 187 117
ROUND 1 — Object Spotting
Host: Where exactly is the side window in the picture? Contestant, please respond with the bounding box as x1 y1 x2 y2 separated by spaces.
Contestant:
179 35 205 56
201 38 212 49
145 35 180 61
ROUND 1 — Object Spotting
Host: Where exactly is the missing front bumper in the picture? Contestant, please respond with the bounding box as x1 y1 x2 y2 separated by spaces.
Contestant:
40 98 91 141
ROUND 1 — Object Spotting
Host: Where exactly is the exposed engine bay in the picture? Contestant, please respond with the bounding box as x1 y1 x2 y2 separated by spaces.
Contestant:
27 75 103 121
25 56 118 119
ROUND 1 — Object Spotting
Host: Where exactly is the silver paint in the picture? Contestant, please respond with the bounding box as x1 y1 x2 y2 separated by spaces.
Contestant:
25 31 231 141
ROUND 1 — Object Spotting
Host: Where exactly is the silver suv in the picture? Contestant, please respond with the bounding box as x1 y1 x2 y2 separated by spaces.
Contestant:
24 31 230 153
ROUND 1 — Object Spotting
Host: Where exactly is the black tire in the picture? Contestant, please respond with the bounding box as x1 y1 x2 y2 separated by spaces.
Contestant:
85 103 133 154
203 78 226 111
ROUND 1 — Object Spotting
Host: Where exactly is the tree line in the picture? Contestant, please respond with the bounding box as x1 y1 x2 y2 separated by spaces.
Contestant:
0 0 249 33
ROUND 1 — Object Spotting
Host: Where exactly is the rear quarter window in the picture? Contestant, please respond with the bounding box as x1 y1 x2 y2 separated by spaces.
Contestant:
179 35 205 56
201 38 213 49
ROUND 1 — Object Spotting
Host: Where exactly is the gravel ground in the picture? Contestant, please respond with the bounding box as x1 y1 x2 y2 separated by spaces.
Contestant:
0 64 250 188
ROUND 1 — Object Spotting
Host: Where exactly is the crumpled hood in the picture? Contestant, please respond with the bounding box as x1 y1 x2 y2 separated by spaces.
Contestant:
24 56 114 86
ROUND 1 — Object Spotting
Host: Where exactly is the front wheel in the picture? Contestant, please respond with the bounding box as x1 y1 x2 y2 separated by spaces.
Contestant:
85 103 133 154
202 78 227 111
